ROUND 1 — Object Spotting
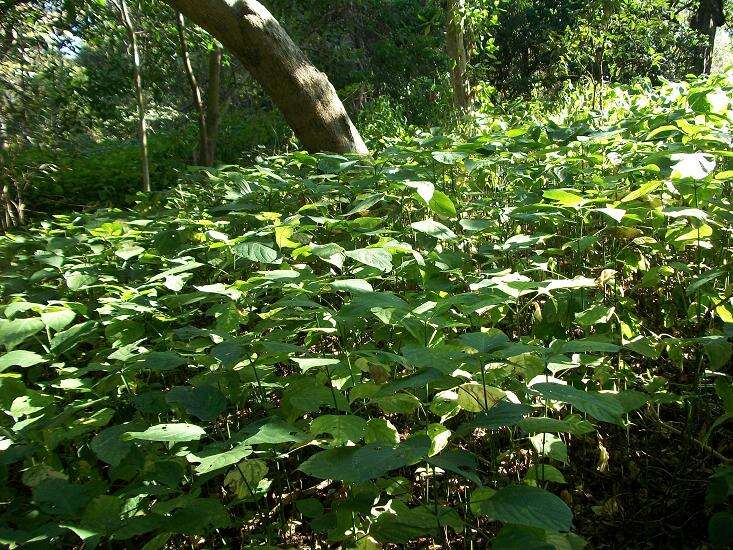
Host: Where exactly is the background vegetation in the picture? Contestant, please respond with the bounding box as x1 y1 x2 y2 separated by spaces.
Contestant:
0 0 732 548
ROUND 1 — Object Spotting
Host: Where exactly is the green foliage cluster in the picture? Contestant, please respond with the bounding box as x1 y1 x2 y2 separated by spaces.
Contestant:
0 73 732 548
3 111 290 213
8 138 185 210
487 0 702 97
2 0 728 226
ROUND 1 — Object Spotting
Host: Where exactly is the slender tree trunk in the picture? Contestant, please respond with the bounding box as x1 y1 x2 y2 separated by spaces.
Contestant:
161 0 367 154
446 0 470 111
2 183 13 230
176 12 212 166
0 109 7 151
691 0 725 74
205 45 222 164
116 0 151 192
13 184 25 225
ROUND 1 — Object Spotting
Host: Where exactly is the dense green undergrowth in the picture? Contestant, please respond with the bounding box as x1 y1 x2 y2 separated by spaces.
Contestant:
4 110 290 215
1 74 732 548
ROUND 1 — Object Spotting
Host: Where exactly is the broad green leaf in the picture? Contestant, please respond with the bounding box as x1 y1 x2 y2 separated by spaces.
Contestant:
410 219 457 240
371 501 459 543
292 357 340 373
523 464 567 484
64 271 97 291
466 401 533 429
533 383 625 424
345 248 393 272
530 433 568 464
543 189 584 206
544 277 596 291
662 208 709 220
428 190 457 218
345 193 384 216
621 180 662 203
365 418 399 445
295 498 324 518
574 305 615 326
404 180 434 203
32 478 90 517
257 269 300 280
40 307 76 332
459 329 509 353
427 449 480 484
166 385 227 422
427 424 453 455
518 416 595 436
309 243 346 269
223 459 268 499
164 274 185 291
492 525 586 550
471 485 572 531
299 436 430 483
331 278 373 293
432 151 466 164
191 444 253 475
194 283 242 300
671 153 715 180
310 414 366 444
129 351 187 372
595 207 626 222
81 495 124 536
675 224 712 242
124 423 206 442
0 317 45 351
49 321 97 355
0 350 45 371
373 393 421 414
274 225 298 248
148 259 203 282
233 242 279 263
115 244 145 260
560 339 620 353
243 419 308 445
91 423 140 467
456 382 506 412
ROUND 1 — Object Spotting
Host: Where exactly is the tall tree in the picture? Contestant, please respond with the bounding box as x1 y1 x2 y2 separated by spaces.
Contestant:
175 11 211 166
175 13 224 166
446 0 470 111
205 44 223 163
690 0 726 74
161 0 368 155
111 0 151 192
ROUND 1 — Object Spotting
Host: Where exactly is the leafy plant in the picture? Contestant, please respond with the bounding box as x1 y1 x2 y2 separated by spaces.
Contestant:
0 72 731 547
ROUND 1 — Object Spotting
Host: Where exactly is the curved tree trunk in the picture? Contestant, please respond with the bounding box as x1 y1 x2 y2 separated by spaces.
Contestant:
162 0 368 155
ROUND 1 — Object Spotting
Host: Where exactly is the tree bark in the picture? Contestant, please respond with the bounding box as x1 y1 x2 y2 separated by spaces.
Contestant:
446 0 470 111
115 0 151 192
161 0 367 155
176 12 212 166
691 0 726 74
0 110 7 151
205 45 222 164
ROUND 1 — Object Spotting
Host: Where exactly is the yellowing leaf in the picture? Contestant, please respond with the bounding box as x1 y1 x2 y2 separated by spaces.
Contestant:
675 224 713 242
543 189 584 206
275 226 298 248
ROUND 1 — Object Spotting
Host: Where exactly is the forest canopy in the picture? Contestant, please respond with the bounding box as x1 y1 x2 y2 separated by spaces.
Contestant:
0 0 732 548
